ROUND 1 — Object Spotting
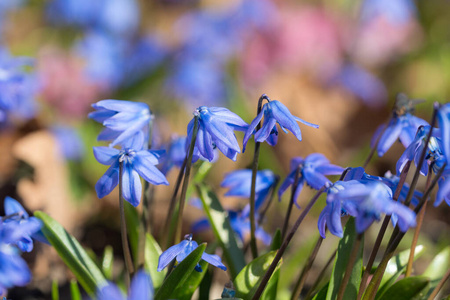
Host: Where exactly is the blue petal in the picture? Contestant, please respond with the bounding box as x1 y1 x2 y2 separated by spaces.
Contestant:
377 119 402 156
389 202 416 232
93 100 149 113
293 116 319 128
157 240 189 272
97 283 126 300
176 240 198 263
122 165 142 207
95 161 120 198
304 168 331 190
191 218 210 233
208 107 248 131
254 117 277 144
0 250 31 289
129 270 154 300
318 205 330 238
243 108 265 152
4 196 28 218
438 105 450 162
202 117 240 152
328 200 344 238
435 176 450 207
201 253 227 271
278 170 296 201
93 147 120 165
88 109 116 123
269 101 303 141
134 154 169 186
355 214 376 233
314 164 344 175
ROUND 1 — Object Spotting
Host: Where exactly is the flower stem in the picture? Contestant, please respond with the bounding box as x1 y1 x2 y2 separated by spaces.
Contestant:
174 116 199 244
119 161 135 287
249 94 269 259
337 233 363 300
304 249 337 300
282 167 300 241
426 269 450 300
291 236 324 300
252 186 326 300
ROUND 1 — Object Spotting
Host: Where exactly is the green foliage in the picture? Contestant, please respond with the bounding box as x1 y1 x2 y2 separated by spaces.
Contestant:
270 229 282 251
144 233 167 291
378 276 429 300
70 280 82 300
52 280 59 300
101 245 114 280
170 260 208 300
420 246 450 299
35 211 107 296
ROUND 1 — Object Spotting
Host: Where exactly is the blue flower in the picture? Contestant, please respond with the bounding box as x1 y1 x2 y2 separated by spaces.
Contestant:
278 154 343 208
93 140 168 207
396 126 445 177
159 136 187 175
221 169 277 216
318 180 416 238
157 234 227 272
51 126 84 161
2 197 45 252
437 103 450 164
436 167 450 207
186 106 248 162
243 98 318 151
89 100 152 147
360 0 416 24
371 94 428 157
97 270 153 300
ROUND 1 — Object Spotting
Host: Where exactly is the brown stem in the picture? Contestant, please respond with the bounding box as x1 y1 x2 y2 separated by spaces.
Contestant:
427 269 450 300
282 167 301 241
304 249 337 300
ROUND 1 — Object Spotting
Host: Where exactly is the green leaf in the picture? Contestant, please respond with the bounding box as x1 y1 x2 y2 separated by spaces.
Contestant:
261 267 280 300
421 246 450 299
171 260 208 300
124 201 140 257
144 233 166 291
270 229 282 251
196 184 246 279
376 245 425 299
155 243 207 300
35 211 107 296
312 283 329 300
378 276 429 300
234 250 282 299
326 218 364 300
70 280 82 300
52 280 59 300
101 245 114 280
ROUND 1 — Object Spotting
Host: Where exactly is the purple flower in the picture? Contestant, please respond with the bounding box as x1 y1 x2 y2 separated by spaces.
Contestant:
243 98 318 151
93 139 168 207
278 154 343 208
97 270 153 300
89 100 152 147
159 136 187 175
157 234 227 272
318 180 416 238
186 106 248 162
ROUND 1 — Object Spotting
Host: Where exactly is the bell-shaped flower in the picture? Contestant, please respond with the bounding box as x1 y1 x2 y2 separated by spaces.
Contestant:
157 234 227 272
93 139 168 207
371 93 428 157
318 180 416 238
243 98 318 151
159 136 187 175
436 167 450 207
278 154 343 208
186 106 248 162
437 103 450 163
396 126 445 176
1 197 46 252
89 100 152 147
97 270 153 300
221 169 277 217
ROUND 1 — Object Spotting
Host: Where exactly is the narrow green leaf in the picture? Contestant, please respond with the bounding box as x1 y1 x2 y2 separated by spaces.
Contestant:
35 211 107 296
101 245 114 280
171 260 208 300
234 250 282 299
124 201 140 258
199 267 214 300
421 246 450 299
378 276 429 300
144 233 166 291
376 245 425 299
52 280 59 300
196 184 246 279
261 267 280 300
270 229 282 251
311 283 329 300
155 243 207 300
70 280 82 300
326 218 364 300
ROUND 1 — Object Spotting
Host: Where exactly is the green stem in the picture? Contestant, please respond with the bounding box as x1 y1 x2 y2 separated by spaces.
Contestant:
252 186 326 300
174 116 199 244
282 167 301 241
337 233 363 300
119 161 135 287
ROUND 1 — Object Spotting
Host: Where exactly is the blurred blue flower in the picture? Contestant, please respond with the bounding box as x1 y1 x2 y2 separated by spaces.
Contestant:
159 136 187 175
437 103 450 164
2 197 45 252
436 167 450 207
380 171 422 206
318 180 416 238
396 126 445 176
278 154 343 208
93 140 168 207
243 99 318 151
158 234 227 272
89 100 152 147
0 48 38 123
360 0 416 24
221 169 277 216
186 106 248 162
51 126 84 161
97 270 153 300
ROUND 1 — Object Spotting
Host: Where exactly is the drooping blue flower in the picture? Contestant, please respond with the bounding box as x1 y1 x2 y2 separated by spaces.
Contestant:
221 169 277 216
186 106 248 162
437 103 450 164
243 98 319 151
159 136 187 175
193 210 271 246
2 197 45 252
371 94 428 157
318 180 416 238
97 270 153 300
157 234 227 272
93 139 168 207
51 126 84 161
435 167 450 207
396 126 445 177
89 100 152 147
278 154 343 208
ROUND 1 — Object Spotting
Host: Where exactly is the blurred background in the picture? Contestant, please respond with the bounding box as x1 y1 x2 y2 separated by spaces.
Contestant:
0 0 449 298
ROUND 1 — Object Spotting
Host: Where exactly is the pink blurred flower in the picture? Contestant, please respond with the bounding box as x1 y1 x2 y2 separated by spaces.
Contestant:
38 49 103 119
